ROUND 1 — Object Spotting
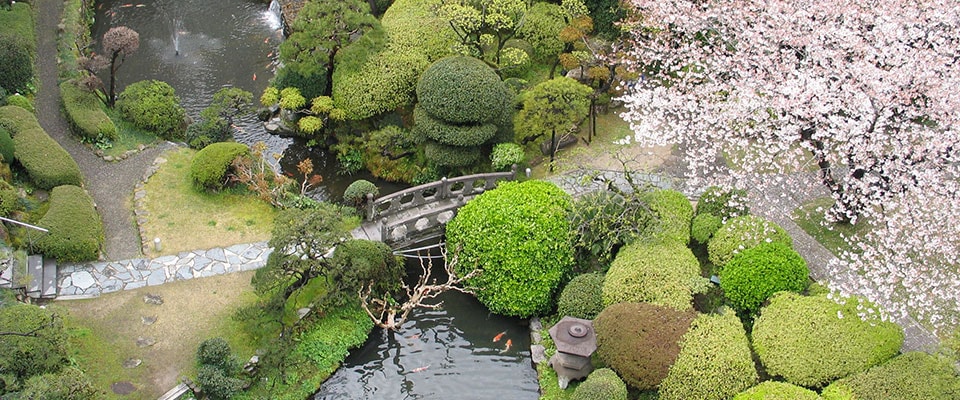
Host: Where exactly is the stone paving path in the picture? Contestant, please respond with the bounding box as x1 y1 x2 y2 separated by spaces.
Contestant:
57 242 272 298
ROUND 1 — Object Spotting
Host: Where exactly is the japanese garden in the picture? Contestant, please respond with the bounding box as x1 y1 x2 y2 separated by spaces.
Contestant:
1 0 960 399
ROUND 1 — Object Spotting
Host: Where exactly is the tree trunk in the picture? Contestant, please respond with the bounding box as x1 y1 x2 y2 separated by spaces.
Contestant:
325 46 340 97
799 128 856 223
108 51 120 108
549 128 557 172
588 96 596 145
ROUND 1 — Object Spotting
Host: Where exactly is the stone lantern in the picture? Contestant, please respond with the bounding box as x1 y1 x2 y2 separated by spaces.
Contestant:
548 316 598 389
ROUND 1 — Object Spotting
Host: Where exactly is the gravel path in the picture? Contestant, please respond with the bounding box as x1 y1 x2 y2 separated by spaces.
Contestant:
34 0 175 261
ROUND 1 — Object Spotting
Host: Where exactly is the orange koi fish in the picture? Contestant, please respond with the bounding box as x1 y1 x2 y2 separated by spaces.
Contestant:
120 3 133 7
264 37 270 43
411 365 430 373
493 331 506 342
500 339 513 354
252 73 257 81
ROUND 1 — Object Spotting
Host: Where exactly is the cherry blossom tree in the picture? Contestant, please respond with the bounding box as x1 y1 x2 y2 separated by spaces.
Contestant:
617 0 960 333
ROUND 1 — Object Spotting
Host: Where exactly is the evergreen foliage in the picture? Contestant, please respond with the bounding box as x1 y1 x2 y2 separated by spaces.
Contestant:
691 212 722 244
708 215 792 268
190 142 250 190
556 272 605 319
720 242 810 313
821 352 960 400
571 368 628 400
116 80 187 140
642 189 694 245
34 185 104 262
733 381 822 400
0 304 69 383
602 240 706 311
60 79 117 142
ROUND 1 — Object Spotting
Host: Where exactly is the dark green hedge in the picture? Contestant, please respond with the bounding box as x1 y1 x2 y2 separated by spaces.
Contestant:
413 105 497 147
12 127 84 190
593 302 697 390
446 180 574 318
34 185 104 262
752 293 904 388
0 104 41 133
690 212 722 244
720 242 809 313
416 56 512 124
190 142 250 190
0 2 35 94
423 140 482 168
821 352 960 400
60 80 117 142
0 125 14 163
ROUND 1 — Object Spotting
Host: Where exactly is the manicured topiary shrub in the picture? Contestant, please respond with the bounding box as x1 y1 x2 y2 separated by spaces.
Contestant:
343 179 379 207
196 338 238 374
642 189 694 244
696 186 750 219
0 104 42 133
13 128 84 190
602 241 707 311
0 34 33 94
5 94 33 113
60 80 117 142
0 125 14 162
446 180 574 318
593 302 697 390
821 352 960 400
196 364 245 400
733 381 821 400
572 368 628 400
34 185 103 262
556 273 605 320
328 239 403 303
752 293 904 388
413 106 498 147
691 212 722 244
0 181 21 217
190 142 250 190
708 215 792 268
116 80 187 140
720 242 809 313
424 141 483 168
490 142 524 171
416 56 512 124
658 311 758 400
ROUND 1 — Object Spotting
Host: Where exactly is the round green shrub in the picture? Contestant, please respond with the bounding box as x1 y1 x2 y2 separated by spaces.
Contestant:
556 273 605 319
343 179 379 207
572 368 628 400
752 293 904 388
424 140 482 168
821 352 960 400
5 94 33 113
490 142 524 171
593 302 697 390
696 186 750 219
196 338 237 374
13 127 84 190
446 180 574 318
416 56 513 124
708 215 792 268
0 303 69 382
0 125 14 163
0 34 33 94
517 2 565 62
413 105 498 146
642 189 693 245
196 364 245 400
34 185 104 262
190 142 250 190
60 80 117 142
720 242 809 313
658 311 758 400
601 240 706 311
691 212 722 244
328 239 403 302
0 104 41 133
733 381 821 400
20 366 102 400
116 80 187 140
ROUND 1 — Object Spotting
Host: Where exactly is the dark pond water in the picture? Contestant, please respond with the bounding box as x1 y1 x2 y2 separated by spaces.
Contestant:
91 0 404 200
315 254 540 400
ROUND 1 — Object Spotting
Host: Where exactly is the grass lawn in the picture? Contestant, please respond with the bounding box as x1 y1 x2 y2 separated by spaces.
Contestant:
102 108 160 157
60 271 259 399
140 147 277 257
792 196 871 257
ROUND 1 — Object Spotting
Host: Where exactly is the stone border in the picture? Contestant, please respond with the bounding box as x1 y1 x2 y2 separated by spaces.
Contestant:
134 155 169 254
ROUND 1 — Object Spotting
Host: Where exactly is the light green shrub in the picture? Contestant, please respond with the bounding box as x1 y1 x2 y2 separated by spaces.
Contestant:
343 179 379 207
691 212 722 244
708 215 792 268
0 104 41 133
602 240 707 311
720 242 809 313
696 186 750 219
60 80 117 142
5 94 33 113
490 142 524 171
733 381 821 400
752 293 904 388
446 180 574 318
517 2 565 62
659 311 758 400
33 185 103 262
0 181 21 217
190 142 250 190
571 368 628 400
821 352 960 400
0 303 69 383
116 80 187 140
424 141 483 168
643 189 694 244
556 273 605 319
13 128 84 189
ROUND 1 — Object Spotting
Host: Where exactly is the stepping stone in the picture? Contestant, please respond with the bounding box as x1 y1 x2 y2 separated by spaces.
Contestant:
111 381 137 395
144 294 164 305
136 336 157 347
142 316 157 326
122 358 142 368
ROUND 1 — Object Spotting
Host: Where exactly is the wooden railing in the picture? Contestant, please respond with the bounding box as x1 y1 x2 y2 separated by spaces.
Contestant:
365 165 518 222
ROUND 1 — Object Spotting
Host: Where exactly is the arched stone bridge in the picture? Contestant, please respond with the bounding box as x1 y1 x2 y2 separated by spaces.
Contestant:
351 167 519 249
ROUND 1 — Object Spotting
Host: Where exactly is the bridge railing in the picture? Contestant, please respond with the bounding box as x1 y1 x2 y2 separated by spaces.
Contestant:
366 165 518 221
